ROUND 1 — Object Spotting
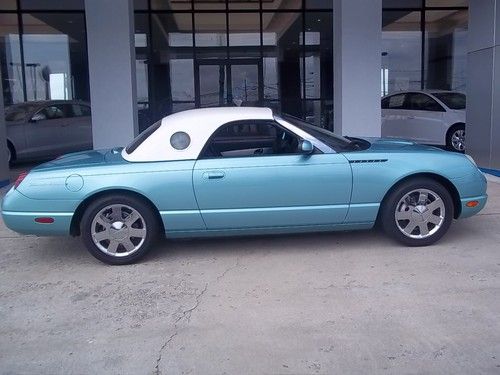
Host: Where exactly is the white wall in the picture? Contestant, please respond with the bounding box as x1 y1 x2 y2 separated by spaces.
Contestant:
85 0 138 149
333 0 382 137
467 0 500 170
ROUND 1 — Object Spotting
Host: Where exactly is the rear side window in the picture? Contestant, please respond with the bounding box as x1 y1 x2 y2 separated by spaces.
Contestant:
125 120 162 154
407 93 444 112
384 94 406 109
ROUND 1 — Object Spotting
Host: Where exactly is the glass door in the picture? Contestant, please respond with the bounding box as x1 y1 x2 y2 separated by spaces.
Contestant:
195 59 261 108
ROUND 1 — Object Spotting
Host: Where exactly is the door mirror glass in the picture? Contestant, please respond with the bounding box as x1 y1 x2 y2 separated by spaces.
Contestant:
30 112 46 122
300 140 314 154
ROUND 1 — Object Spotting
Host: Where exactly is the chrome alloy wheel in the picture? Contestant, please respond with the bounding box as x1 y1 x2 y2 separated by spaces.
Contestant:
394 189 445 239
91 204 147 257
451 129 465 151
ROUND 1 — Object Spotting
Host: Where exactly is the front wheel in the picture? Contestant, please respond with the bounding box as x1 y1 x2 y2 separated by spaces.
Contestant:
380 178 454 246
81 195 159 265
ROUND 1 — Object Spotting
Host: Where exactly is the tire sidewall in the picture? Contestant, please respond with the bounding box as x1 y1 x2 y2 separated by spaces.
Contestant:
381 178 454 246
81 195 159 265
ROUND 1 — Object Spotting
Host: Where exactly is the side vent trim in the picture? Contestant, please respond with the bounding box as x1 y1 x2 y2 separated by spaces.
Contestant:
349 159 388 164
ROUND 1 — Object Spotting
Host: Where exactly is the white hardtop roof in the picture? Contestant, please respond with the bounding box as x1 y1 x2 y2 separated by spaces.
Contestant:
123 107 275 162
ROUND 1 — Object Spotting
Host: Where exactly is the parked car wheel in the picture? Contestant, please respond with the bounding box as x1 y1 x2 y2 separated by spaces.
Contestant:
380 178 453 246
81 194 159 265
446 124 465 152
7 142 15 166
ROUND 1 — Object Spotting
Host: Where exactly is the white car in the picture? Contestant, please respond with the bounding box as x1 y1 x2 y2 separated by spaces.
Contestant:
381 91 466 152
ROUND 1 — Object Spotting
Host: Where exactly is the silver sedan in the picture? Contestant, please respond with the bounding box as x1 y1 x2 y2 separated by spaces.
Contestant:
5 100 92 165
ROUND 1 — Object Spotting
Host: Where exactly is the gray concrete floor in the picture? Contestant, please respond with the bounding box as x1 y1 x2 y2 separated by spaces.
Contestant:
0 175 499 375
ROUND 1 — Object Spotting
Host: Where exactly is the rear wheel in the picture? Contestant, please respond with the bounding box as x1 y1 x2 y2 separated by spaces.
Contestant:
380 178 453 246
81 195 159 265
446 124 465 152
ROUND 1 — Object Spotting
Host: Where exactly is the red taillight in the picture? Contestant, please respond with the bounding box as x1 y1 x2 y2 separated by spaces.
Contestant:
34 217 54 224
14 171 28 189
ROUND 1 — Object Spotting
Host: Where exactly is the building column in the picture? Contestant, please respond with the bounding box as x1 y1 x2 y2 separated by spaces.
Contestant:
85 0 138 149
467 0 500 172
0 70 9 187
333 0 382 137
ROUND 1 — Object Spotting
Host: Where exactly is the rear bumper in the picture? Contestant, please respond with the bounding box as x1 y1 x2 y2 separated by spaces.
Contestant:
1 210 73 235
458 194 487 219
1 187 74 236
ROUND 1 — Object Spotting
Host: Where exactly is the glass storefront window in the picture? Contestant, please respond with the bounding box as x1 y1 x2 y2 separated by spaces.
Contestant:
0 14 24 105
0 1 16 10
424 9 467 91
20 0 84 10
21 13 89 102
425 0 468 7
263 0 302 10
382 10 422 95
151 0 192 10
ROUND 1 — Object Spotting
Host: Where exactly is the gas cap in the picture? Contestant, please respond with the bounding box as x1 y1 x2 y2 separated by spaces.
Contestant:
65 174 84 192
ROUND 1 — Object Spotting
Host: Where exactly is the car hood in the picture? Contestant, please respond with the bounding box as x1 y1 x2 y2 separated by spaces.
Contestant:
356 137 444 153
32 148 127 172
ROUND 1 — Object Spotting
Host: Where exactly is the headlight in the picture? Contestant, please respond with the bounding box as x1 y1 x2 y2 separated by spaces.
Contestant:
465 154 477 167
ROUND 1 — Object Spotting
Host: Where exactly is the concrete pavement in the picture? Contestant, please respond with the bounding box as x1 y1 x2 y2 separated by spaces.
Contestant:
0 178 499 374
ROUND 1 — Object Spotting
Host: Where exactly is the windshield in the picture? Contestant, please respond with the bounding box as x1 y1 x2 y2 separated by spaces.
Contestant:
432 92 466 110
5 103 39 122
125 120 162 154
282 115 358 152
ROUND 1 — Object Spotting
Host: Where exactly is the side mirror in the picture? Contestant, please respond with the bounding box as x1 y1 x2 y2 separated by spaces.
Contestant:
300 140 314 154
30 113 45 122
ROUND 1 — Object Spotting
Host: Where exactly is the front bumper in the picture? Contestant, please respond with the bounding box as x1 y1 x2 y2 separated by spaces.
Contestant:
1 188 74 236
458 194 488 219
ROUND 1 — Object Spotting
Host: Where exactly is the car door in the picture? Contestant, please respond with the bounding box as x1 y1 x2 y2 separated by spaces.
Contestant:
66 104 93 151
24 103 72 158
381 93 410 139
403 93 447 144
192 120 352 230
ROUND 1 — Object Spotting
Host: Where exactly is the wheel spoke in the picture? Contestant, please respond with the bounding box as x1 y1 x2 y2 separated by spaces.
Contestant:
129 227 146 238
428 214 442 225
107 240 119 254
93 230 110 242
404 219 418 235
95 215 111 229
418 223 429 236
111 205 123 221
396 210 412 221
418 191 428 204
125 211 140 225
426 198 443 212
121 238 136 252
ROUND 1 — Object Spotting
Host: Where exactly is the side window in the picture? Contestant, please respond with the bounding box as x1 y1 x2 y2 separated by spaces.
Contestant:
407 93 444 112
201 121 301 159
72 104 91 117
386 94 407 110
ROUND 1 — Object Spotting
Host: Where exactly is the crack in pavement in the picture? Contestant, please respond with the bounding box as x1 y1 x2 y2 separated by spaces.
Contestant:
154 332 178 375
154 257 242 374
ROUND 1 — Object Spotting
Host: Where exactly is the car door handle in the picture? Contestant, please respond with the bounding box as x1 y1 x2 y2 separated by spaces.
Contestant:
202 171 225 180
406 116 416 119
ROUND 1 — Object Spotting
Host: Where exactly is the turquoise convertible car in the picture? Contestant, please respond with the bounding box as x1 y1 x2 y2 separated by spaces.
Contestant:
1 107 487 264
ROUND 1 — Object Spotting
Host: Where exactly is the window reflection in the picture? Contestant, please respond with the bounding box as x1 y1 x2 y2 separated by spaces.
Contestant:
21 13 88 102
0 14 24 105
382 11 422 94
424 9 467 91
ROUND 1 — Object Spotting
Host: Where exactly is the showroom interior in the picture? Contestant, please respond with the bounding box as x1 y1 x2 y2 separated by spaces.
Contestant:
0 0 499 187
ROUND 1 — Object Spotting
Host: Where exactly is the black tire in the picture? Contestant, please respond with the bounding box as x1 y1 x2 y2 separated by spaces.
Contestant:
80 194 160 265
7 142 15 167
446 124 465 153
380 177 454 247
